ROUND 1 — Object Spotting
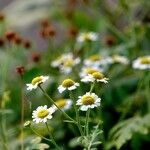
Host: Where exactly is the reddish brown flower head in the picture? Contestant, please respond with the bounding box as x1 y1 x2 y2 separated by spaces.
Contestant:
68 26 78 38
0 12 5 22
40 26 56 39
23 39 31 49
14 35 23 45
105 35 116 46
31 52 41 63
41 19 50 27
5 31 16 42
0 37 5 47
16 66 25 76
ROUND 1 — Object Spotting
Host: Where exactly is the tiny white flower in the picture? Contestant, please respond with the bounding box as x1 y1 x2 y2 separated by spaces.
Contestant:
51 53 80 74
58 79 79 93
32 105 55 124
76 92 101 111
132 56 150 70
77 32 98 43
52 99 72 111
111 55 129 65
79 66 103 78
81 71 108 83
60 57 80 74
26 76 49 91
84 54 103 67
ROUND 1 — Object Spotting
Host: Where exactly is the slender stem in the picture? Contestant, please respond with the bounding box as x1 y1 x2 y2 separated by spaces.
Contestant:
21 87 24 150
0 113 8 150
45 123 61 150
69 91 84 136
30 126 52 142
84 109 90 136
90 82 95 93
38 85 76 123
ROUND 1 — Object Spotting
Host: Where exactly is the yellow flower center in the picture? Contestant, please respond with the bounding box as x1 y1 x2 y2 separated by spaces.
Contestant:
140 57 150 64
64 59 74 67
92 71 104 80
32 76 42 85
89 55 102 61
86 68 98 75
112 55 120 62
37 109 49 118
56 99 67 108
83 33 91 41
82 95 95 105
62 79 75 87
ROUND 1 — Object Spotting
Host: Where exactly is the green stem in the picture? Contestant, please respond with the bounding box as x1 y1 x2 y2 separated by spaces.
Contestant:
90 82 95 93
84 109 90 136
0 113 8 150
45 123 61 150
38 85 76 123
69 91 84 136
30 126 52 142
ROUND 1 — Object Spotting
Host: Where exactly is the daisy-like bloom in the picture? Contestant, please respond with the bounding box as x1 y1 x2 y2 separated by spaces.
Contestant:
84 54 103 67
51 53 73 68
76 92 101 111
51 53 80 74
79 66 103 78
58 79 79 93
81 71 109 84
132 56 150 70
60 57 80 74
32 105 55 124
77 32 98 43
52 98 72 111
26 76 49 91
111 55 129 65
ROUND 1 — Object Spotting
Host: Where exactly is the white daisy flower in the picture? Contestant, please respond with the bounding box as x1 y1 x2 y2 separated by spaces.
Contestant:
60 57 80 74
26 76 49 91
132 56 150 70
111 55 129 65
79 66 103 78
51 53 80 74
84 54 104 67
81 71 109 84
77 32 98 43
76 92 101 111
58 79 79 93
51 53 73 68
52 99 72 111
32 105 55 124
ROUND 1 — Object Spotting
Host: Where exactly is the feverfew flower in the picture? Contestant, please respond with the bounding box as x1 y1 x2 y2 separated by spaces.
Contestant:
81 71 108 83
52 99 72 111
79 66 103 78
132 56 150 70
60 57 80 74
76 92 101 111
26 76 49 91
111 55 129 65
32 105 55 124
77 32 98 43
58 79 79 93
51 53 80 74
84 54 103 67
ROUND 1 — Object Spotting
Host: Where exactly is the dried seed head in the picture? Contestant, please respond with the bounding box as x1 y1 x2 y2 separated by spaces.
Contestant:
16 66 25 76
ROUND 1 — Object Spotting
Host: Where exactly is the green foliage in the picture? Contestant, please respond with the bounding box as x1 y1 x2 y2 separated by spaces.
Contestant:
107 114 150 150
